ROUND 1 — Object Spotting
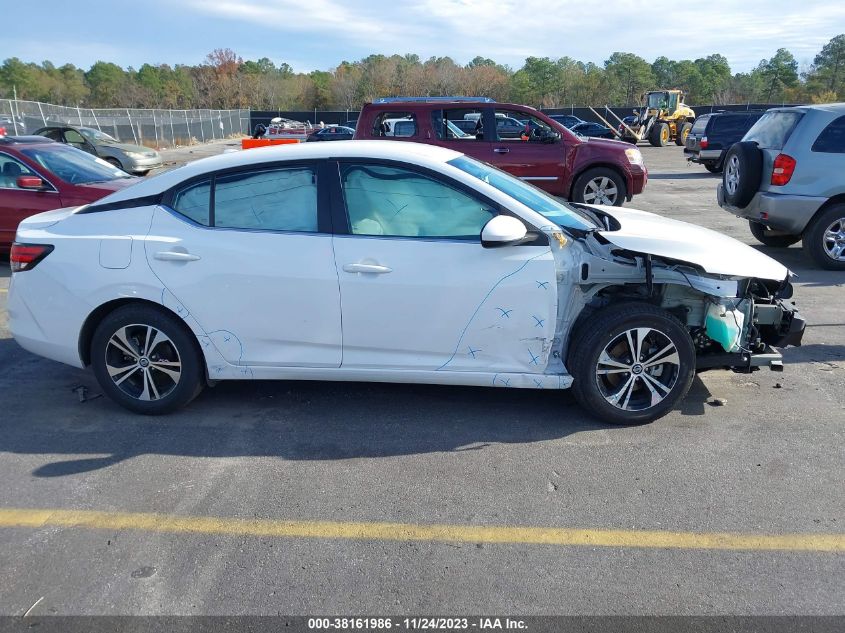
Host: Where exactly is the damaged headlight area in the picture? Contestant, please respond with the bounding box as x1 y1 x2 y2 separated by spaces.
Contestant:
657 273 804 374
575 247 805 376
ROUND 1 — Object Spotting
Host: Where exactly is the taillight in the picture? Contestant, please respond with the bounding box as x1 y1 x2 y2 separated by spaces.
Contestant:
771 154 796 186
10 243 54 272
699 136 708 149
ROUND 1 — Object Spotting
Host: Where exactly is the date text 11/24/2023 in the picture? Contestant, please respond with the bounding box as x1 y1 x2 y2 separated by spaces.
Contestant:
308 617 528 630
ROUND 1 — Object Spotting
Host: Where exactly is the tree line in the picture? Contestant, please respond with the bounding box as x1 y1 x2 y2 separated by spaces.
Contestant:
1 35 843 111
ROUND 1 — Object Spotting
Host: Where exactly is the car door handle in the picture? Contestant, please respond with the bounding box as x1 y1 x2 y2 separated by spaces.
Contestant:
154 251 201 262
343 263 392 274
493 147 510 154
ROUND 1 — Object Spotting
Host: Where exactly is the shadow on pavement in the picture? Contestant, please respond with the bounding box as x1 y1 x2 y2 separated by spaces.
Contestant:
646 172 718 180
748 245 844 288
0 339 706 477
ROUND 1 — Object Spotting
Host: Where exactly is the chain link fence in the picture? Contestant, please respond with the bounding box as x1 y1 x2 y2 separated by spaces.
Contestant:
1 100 251 148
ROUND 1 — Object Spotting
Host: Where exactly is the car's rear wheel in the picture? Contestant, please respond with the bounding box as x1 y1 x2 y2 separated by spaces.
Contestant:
749 220 801 247
572 168 626 206
649 123 669 147
802 204 845 270
722 142 762 208
569 303 696 425
675 122 692 146
91 304 204 414
704 162 721 173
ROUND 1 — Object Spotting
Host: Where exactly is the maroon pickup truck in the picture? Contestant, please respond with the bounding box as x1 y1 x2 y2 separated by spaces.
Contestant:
354 100 648 206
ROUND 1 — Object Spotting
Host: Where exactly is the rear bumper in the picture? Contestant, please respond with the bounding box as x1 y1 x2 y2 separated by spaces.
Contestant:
717 186 825 235
684 149 722 163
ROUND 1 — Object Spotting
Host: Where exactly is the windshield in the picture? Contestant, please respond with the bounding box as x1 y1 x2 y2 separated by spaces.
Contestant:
21 144 133 184
447 156 599 232
743 111 803 150
80 128 119 144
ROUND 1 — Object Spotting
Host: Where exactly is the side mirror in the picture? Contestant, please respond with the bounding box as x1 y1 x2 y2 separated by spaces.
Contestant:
17 176 45 190
481 215 528 248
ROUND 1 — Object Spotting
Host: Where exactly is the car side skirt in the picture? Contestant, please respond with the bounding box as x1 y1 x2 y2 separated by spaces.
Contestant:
206 365 574 390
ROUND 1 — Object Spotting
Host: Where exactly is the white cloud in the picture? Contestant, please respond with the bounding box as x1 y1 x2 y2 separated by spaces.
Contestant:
185 0 845 71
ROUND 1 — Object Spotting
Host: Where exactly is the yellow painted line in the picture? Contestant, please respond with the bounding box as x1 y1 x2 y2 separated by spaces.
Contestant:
0 508 842 552
0 287 7 293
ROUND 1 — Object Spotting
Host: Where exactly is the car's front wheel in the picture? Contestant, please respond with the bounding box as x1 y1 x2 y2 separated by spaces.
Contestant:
568 303 696 424
104 157 124 171
91 304 204 414
572 168 626 206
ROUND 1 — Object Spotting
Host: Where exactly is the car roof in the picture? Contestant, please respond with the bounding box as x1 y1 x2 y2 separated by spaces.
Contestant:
766 102 845 115
0 135 56 146
96 140 465 203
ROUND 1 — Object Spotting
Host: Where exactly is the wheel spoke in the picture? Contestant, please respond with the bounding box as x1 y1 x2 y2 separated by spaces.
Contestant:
150 360 181 382
604 374 636 408
107 361 135 378
643 342 679 368
145 328 172 357
642 371 671 394
639 373 664 407
110 329 139 359
113 365 140 386
598 350 630 369
146 370 161 400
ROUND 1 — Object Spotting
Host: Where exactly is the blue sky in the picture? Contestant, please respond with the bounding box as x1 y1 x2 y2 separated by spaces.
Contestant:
3 0 843 73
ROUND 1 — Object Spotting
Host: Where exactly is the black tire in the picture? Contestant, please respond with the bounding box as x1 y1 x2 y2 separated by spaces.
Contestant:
649 122 669 147
801 203 845 270
722 142 762 208
91 304 205 414
675 122 692 146
568 302 696 425
749 220 801 247
571 167 627 207
104 157 124 170
704 162 721 174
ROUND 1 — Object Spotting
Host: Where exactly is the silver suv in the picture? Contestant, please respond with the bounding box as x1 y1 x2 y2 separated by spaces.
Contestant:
717 103 845 270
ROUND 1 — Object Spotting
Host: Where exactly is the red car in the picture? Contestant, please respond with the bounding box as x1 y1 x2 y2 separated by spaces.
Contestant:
0 136 137 254
354 100 647 206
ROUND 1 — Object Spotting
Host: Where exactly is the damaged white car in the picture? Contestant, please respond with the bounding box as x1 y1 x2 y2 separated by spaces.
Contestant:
8 141 804 423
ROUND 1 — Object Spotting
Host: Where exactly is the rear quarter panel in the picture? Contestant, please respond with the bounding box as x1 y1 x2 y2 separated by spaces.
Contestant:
765 109 845 199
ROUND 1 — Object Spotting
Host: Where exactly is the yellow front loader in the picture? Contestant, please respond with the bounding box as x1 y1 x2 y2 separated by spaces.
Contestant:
592 89 696 147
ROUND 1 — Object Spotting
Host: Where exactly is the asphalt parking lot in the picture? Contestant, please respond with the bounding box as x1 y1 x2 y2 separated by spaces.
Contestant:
0 143 842 616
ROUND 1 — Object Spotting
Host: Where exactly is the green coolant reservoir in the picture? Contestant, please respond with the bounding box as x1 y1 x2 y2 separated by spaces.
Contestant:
705 303 745 352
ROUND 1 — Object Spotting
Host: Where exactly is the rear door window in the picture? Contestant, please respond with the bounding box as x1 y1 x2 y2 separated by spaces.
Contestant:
743 111 803 149
214 168 318 232
432 108 485 141
710 115 750 138
811 116 845 153
371 111 417 138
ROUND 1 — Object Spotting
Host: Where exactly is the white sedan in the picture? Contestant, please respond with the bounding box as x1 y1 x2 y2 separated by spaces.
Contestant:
8 141 804 423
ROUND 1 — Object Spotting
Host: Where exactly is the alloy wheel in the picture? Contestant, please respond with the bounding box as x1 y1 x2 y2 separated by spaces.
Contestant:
583 176 618 205
595 327 680 411
105 324 182 401
725 155 740 195
822 217 845 261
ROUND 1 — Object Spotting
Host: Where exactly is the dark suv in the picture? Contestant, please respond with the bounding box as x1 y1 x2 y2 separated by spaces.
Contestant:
685 111 764 173
355 100 647 206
